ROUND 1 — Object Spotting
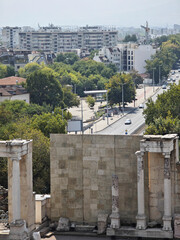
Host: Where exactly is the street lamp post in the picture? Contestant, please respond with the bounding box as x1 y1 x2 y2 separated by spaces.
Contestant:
106 91 109 125
159 65 162 86
144 82 146 100
152 68 156 92
81 99 84 134
120 83 127 115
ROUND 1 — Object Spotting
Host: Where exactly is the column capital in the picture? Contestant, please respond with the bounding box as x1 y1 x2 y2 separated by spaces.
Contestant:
135 151 144 157
11 156 21 162
162 152 171 159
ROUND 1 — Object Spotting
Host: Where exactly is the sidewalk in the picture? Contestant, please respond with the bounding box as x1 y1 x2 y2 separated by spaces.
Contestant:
68 86 159 134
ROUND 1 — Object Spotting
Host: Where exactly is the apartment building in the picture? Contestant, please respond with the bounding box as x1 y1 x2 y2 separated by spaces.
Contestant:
2 27 21 49
94 43 156 74
4 25 117 52
94 46 123 71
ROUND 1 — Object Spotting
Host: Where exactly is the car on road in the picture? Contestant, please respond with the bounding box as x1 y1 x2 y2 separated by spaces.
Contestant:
125 119 132 125
139 103 144 108
162 85 167 89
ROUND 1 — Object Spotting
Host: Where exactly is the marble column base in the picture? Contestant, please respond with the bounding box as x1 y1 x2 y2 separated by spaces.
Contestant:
136 214 147 230
9 219 29 240
110 212 120 229
162 215 172 231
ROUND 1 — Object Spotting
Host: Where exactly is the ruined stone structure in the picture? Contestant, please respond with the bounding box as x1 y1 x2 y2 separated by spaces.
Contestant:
50 134 179 239
0 140 35 239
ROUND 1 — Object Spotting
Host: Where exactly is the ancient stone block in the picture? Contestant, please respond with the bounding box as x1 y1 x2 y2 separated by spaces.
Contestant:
32 232 41 240
56 217 70 231
98 213 108 234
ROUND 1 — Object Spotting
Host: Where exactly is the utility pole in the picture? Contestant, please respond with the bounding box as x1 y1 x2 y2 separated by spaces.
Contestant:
106 91 109 125
122 84 124 115
144 82 146 100
81 99 84 134
159 65 161 86
152 68 156 92
120 82 127 115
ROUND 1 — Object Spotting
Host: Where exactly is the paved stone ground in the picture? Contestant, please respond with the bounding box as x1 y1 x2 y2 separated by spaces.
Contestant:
42 235 138 240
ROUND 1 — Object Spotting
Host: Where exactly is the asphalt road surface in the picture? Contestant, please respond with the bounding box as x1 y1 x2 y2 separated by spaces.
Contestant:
97 74 179 136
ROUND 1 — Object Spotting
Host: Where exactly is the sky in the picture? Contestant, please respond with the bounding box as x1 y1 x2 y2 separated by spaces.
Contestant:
0 0 180 29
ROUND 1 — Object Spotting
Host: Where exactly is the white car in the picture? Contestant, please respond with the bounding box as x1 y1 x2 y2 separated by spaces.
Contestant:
139 104 144 108
125 119 132 125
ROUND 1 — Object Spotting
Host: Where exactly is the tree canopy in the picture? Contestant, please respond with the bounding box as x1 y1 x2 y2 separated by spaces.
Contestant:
144 82 180 136
55 52 80 65
27 67 64 107
0 100 72 193
106 73 136 107
0 64 15 79
145 34 180 83
123 34 137 42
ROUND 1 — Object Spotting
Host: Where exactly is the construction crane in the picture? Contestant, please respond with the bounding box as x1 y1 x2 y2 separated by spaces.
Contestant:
141 21 150 44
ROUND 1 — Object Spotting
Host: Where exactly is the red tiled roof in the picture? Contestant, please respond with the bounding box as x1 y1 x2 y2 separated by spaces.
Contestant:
0 76 26 86
0 88 11 96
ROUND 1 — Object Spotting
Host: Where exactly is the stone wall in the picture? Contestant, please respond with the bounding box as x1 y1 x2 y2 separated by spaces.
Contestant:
50 134 143 224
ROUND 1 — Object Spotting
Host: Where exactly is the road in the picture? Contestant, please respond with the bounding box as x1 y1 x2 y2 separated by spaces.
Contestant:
97 71 179 135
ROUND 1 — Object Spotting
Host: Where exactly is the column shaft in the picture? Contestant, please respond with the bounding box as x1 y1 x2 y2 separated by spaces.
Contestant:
163 156 172 231
12 158 21 220
136 151 146 230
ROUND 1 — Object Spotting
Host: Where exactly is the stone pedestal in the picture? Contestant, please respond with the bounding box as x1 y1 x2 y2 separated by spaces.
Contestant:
56 217 70 231
97 213 108 234
110 175 120 229
9 219 29 240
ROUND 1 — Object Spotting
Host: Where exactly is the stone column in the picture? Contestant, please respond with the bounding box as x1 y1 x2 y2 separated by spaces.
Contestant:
136 151 146 230
162 154 172 231
11 157 21 221
110 174 120 229
176 136 179 163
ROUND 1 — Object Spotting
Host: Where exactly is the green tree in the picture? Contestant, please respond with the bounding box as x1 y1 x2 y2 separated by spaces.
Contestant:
86 95 95 108
130 70 143 87
0 64 15 79
145 34 180 83
8 119 50 193
0 157 8 188
145 115 180 135
63 86 80 108
144 83 180 125
73 59 115 78
144 83 180 136
55 52 80 65
106 73 136 107
17 62 41 78
27 67 64 108
31 112 66 137
123 34 137 42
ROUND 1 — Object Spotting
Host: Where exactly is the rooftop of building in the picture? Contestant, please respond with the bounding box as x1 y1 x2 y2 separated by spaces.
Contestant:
0 76 26 86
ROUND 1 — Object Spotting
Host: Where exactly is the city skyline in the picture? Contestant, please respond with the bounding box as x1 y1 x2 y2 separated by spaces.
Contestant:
0 0 180 29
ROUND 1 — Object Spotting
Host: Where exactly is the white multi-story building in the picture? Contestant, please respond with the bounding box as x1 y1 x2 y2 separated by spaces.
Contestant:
1 25 117 53
2 27 21 49
19 26 118 53
94 46 123 71
94 43 156 74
